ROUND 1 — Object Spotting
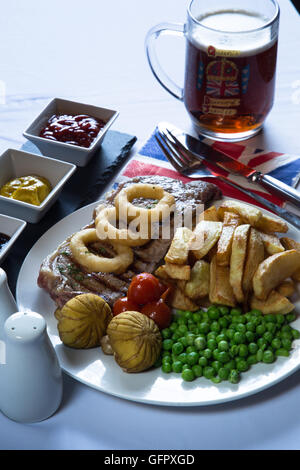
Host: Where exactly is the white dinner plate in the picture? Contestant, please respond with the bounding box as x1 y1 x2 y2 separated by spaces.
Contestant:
16 198 300 406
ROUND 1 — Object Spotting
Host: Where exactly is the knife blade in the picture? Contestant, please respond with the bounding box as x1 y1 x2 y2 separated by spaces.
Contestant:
159 122 300 208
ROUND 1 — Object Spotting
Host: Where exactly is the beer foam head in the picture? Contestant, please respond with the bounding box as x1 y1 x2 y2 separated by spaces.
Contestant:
187 9 278 56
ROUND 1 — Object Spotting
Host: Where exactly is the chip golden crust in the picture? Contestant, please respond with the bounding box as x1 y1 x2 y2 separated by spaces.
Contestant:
216 212 241 266
251 290 295 315
253 249 300 300
164 227 195 265
242 228 265 298
229 224 251 303
209 255 236 307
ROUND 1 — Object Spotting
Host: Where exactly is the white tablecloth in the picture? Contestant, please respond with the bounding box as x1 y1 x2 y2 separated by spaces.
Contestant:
0 0 299 450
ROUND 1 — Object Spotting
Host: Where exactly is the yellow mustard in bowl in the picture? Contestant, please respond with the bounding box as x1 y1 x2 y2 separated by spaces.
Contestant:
0 175 52 206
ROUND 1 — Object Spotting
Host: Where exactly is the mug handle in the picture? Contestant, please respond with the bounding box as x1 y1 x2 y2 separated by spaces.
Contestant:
145 23 185 101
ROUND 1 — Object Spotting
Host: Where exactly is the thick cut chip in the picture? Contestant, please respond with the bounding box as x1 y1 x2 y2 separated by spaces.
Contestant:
216 212 241 266
251 290 295 315
253 249 300 300
164 227 195 265
229 224 251 303
209 255 236 307
170 286 199 312
191 220 223 260
164 263 191 280
281 237 300 281
217 200 261 225
184 260 210 299
254 214 288 233
258 231 285 255
154 265 170 281
242 228 265 298
277 280 295 298
198 205 219 222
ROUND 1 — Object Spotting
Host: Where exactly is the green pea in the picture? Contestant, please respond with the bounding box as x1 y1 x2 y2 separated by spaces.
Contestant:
286 312 296 323
210 321 221 333
218 340 229 352
178 324 188 335
194 336 206 351
178 336 188 347
162 356 172 365
186 346 197 354
172 342 184 355
291 328 300 340
207 338 217 350
211 360 222 372
162 362 172 373
236 359 249 372
162 339 173 351
186 352 199 366
161 328 171 339
245 331 255 343
181 368 195 382
208 306 220 320
250 309 262 316
233 332 246 345
231 308 242 316
203 366 216 380
178 352 187 364
192 313 201 323
282 338 292 350
226 329 235 340
218 367 229 380
207 331 217 340
172 361 183 373
211 376 222 384
212 348 220 360
224 360 236 371
218 351 230 363
271 338 281 349
264 314 277 323
275 348 289 357
280 331 292 340
236 315 246 324
266 322 277 334
182 364 191 371
238 344 248 357
216 333 227 343
228 369 240 384
263 350 275 363
169 322 178 332
185 333 196 346
162 350 172 358
247 355 258 365
248 343 258 354
230 345 239 357
219 306 229 316
192 364 203 378
246 322 256 332
275 314 285 325
219 317 229 329
256 349 264 361
203 348 212 359
184 311 193 321
199 322 210 334
198 356 208 367
256 324 266 335
257 338 267 350
263 331 274 344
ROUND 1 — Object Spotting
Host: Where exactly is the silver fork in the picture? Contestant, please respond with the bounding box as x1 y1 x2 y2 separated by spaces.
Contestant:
155 128 300 230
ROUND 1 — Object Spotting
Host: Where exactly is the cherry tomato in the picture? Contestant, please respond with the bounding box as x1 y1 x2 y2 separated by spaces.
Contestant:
113 296 140 316
127 273 162 305
141 299 172 330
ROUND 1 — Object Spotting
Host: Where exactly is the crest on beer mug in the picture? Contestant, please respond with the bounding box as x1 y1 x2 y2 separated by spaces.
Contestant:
206 58 239 98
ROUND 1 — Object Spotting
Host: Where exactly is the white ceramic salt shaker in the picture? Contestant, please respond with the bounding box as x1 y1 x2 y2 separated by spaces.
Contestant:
0 268 18 340
0 311 63 423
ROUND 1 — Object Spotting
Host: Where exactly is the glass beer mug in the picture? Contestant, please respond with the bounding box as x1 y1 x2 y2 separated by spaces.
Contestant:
146 0 280 141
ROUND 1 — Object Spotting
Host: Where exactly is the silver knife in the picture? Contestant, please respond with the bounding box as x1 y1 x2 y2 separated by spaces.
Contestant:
160 122 300 209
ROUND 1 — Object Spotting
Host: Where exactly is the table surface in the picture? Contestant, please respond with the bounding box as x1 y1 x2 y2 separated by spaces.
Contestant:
0 0 299 451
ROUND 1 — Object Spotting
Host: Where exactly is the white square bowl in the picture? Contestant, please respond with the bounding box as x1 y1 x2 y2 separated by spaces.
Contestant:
0 149 76 223
0 214 27 264
23 98 119 167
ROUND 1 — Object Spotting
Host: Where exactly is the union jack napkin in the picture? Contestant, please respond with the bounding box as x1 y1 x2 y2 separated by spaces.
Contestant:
114 131 300 210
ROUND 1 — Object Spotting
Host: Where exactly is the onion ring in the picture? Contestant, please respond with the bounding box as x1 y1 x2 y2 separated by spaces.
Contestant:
69 228 133 274
114 183 175 222
95 205 150 247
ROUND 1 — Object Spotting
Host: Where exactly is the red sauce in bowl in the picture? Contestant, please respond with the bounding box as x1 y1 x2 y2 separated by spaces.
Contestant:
40 114 106 148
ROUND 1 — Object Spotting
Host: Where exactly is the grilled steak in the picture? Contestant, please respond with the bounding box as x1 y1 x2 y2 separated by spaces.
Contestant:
38 176 222 309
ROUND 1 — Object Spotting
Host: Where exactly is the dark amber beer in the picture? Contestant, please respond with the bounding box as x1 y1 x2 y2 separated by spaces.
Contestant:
146 1 279 141
183 9 279 140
